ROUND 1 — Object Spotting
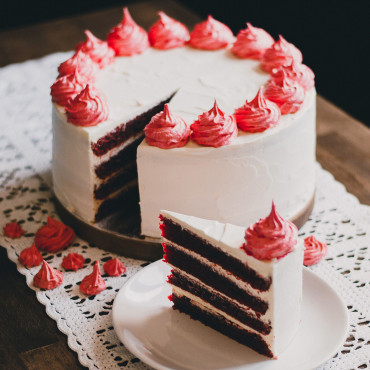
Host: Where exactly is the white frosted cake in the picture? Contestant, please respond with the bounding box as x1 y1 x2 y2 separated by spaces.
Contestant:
161 204 304 358
51 9 316 236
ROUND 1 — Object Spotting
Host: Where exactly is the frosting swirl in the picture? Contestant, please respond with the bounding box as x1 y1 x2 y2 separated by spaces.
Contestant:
107 7 149 56
189 15 234 50
232 23 274 59
271 60 315 91
303 236 327 266
50 71 86 106
18 243 43 267
80 261 106 296
34 261 64 290
75 30 115 68
62 252 85 271
58 50 98 81
191 100 238 147
3 222 25 238
265 71 305 114
35 216 75 253
144 104 190 148
234 87 281 132
261 35 303 73
148 11 190 49
66 84 109 126
103 258 126 276
242 202 298 260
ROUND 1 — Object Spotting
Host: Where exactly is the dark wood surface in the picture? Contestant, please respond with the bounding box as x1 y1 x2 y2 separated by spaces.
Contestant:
0 1 369 369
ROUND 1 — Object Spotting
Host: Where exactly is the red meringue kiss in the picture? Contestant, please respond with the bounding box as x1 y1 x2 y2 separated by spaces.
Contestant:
303 236 327 266
62 253 85 271
34 261 63 290
18 243 43 267
80 261 106 296
3 222 25 238
103 258 126 277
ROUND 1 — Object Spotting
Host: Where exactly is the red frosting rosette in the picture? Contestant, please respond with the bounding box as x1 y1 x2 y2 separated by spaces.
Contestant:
191 100 238 147
18 243 43 268
80 261 106 296
148 11 190 49
242 202 298 260
62 252 85 271
232 23 274 59
35 217 75 253
65 84 109 126
265 70 305 114
58 50 98 81
234 87 281 133
75 30 115 68
144 104 190 148
303 236 327 266
34 261 64 290
3 222 25 238
261 35 303 73
271 60 315 91
50 71 86 107
189 15 234 50
107 7 149 56
103 258 126 276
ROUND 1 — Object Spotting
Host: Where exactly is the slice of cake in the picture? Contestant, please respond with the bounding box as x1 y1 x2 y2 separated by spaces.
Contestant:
160 203 304 358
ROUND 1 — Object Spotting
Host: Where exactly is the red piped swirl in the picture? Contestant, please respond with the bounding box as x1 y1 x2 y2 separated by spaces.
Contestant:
234 87 281 132
189 15 234 50
66 84 109 126
148 11 190 49
232 23 274 59
271 60 315 91
50 71 86 107
35 217 75 253
62 253 85 271
144 104 190 148
3 222 25 238
103 258 126 276
58 50 98 81
261 35 303 73
80 261 106 295
265 71 305 114
191 100 238 147
34 261 63 290
76 30 115 68
18 243 43 268
303 236 327 266
242 202 298 260
107 7 149 56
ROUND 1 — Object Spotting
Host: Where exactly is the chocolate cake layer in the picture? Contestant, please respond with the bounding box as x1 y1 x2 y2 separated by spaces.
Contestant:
94 162 137 200
161 217 271 291
91 96 173 157
169 270 271 334
94 139 140 180
164 242 268 314
171 294 273 358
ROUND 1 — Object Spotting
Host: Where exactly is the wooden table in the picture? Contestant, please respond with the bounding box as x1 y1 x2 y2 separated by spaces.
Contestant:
0 1 369 369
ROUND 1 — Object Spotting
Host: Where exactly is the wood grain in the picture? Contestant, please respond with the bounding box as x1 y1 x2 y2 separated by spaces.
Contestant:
0 1 369 369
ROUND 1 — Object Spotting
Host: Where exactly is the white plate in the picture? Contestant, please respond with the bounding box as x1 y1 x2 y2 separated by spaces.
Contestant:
112 260 348 370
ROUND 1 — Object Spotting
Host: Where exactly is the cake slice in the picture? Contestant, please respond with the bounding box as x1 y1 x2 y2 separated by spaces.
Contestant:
160 203 304 358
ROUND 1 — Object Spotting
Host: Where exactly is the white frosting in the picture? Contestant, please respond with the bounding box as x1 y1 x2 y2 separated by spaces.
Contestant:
162 210 303 356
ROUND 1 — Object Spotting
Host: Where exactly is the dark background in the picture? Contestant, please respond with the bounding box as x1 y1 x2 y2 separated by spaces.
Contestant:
1 0 368 126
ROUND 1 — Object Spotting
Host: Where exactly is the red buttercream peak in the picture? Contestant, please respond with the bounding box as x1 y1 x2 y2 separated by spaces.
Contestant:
303 236 327 266
189 15 234 50
191 100 238 147
3 222 25 238
62 252 85 271
80 261 106 296
34 261 64 290
66 84 109 126
242 201 298 260
144 103 190 149
235 87 281 133
103 258 126 276
107 7 149 56
18 243 43 268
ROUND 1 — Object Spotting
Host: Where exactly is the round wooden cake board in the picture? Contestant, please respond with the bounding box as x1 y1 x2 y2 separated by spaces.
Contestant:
54 193 315 262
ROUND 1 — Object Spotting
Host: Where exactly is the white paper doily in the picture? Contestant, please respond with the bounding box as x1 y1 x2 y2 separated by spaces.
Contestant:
0 53 369 370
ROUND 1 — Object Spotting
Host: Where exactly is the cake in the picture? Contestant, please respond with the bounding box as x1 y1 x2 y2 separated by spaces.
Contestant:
51 9 316 237
160 203 304 358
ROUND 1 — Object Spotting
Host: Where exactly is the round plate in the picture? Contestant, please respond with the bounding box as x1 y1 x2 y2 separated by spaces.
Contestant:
112 260 349 370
